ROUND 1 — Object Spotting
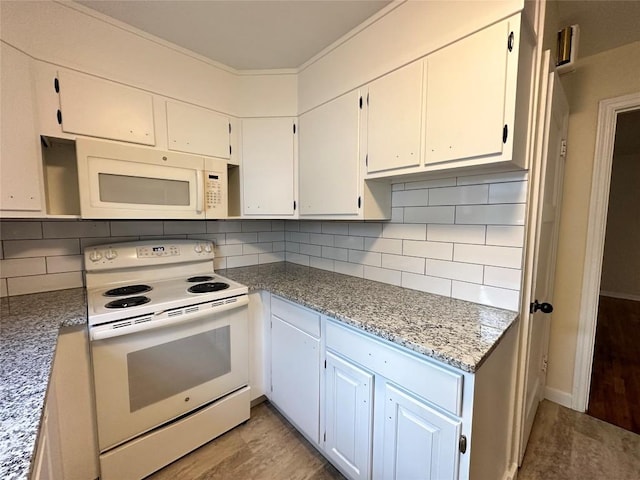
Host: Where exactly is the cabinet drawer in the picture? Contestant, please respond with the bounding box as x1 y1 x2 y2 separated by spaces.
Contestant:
326 320 463 416
271 296 320 338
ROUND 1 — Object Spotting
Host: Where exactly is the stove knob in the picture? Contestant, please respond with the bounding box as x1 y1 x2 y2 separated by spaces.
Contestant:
89 250 103 262
105 249 118 260
194 244 203 253
204 243 212 253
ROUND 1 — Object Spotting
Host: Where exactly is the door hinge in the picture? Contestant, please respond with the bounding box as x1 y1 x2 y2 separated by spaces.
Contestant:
502 124 508 144
459 435 467 454
54 78 60 93
507 31 515 52
560 139 567 157
541 355 548 373
357 196 362 209
57 109 62 125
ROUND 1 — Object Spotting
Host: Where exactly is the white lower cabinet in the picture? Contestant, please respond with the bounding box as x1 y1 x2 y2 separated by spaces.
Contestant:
382 383 461 480
324 351 374 480
269 296 321 443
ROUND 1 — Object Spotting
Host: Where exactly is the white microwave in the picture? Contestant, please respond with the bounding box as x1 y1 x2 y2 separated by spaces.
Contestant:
76 138 227 219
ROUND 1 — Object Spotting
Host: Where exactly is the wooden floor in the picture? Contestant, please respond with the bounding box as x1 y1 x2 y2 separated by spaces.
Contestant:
587 296 640 434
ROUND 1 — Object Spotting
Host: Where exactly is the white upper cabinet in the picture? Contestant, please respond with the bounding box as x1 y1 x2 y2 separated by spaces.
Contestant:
364 60 424 174
241 117 296 216
57 70 155 146
166 101 231 159
299 91 360 216
0 42 44 214
424 16 524 166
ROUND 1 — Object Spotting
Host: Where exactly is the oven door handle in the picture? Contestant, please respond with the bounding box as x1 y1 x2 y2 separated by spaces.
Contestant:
90 295 249 341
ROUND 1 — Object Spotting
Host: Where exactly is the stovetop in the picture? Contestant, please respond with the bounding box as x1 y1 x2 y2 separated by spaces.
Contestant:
86 272 248 326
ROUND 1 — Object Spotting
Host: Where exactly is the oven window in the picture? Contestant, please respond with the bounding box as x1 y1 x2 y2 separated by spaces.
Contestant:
127 326 231 412
99 173 190 206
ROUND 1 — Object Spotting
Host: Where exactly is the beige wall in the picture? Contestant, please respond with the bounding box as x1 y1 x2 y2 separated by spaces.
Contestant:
546 41 640 397
600 152 640 298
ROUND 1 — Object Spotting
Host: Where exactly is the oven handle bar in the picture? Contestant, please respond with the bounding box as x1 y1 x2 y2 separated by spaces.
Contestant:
89 295 249 341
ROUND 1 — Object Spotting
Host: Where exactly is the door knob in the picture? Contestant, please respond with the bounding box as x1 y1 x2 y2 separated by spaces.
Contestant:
530 300 553 314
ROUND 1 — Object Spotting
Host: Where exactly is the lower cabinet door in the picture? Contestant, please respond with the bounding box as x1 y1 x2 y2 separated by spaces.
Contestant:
270 316 320 443
382 383 461 480
325 351 374 480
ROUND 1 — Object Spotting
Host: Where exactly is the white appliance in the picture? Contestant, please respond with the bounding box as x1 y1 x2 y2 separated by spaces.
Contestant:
76 138 228 219
85 239 250 480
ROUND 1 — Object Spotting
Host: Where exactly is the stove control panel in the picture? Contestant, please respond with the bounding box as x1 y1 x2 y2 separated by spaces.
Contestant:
137 245 180 258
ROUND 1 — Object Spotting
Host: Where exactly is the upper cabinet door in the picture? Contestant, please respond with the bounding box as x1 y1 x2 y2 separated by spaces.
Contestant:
241 117 296 216
366 61 424 174
425 19 511 165
0 43 44 213
299 91 360 216
166 101 231 159
57 70 155 146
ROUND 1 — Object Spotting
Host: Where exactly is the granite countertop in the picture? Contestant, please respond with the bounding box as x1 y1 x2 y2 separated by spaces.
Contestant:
0 262 518 480
222 262 519 373
1 288 87 480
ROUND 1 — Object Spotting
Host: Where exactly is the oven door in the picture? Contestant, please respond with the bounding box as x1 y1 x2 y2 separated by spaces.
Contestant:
90 301 248 452
76 137 205 219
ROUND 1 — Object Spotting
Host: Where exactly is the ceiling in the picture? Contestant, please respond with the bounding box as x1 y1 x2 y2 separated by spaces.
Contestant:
77 0 391 70
76 1 640 71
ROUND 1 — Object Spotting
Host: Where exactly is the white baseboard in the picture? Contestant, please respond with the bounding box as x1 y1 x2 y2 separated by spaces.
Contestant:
544 386 573 409
600 290 640 302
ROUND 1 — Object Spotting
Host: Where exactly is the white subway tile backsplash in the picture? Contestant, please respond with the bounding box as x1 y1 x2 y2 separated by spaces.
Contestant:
187 233 227 245
299 221 322 233
401 272 451 296
486 226 525 247
451 281 520 311
427 224 486 244
381 254 425 274
322 246 348 262
364 266 401 286
273 242 286 252
0 258 46 278
484 266 522 290
271 220 285 231
215 244 244 257
404 178 456 189
456 204 526 225
335 235 364 250
7 271 83 296
403 240 453 260
110 220 163 236
163 221 206 234
4 239 80 258
426 259 483 283
383 223 426 240
321 222 349 235
403 206 455 224
285 242 300 253
285 221 300 232
310 256 334 271
349 250 382 267
392 189 429 207
226 233 259 245
391 207 404 223
454 244 522 269
364 237 402 255
285 252 310 266
1 279 7 297
349 223 383 237
309 233 334 247
489 181 527 204
288 232 310 243
226 254 259 268
46 255 83 274
43 221 110 239
334 261 364 278
258 231 285 242
243 243 273 255
300 243 322 257
206 221 242 233
259 252 285 264
0 221 42 240
80 237 134 249
241 220 272 232
392 183 405 191
213 257 227 270
429 185 489 206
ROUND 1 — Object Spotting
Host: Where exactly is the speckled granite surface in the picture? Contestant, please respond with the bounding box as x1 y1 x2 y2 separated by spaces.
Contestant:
223 262 519 373
1 263 519 480
1 288 87 480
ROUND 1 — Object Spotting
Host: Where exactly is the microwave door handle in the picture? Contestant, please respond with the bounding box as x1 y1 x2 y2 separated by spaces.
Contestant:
196 170 204 214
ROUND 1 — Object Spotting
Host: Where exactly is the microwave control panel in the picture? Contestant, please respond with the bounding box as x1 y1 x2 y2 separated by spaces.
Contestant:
205 170 227 217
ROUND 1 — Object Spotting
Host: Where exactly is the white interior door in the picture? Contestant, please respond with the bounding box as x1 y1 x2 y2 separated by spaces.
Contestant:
518 58 570 463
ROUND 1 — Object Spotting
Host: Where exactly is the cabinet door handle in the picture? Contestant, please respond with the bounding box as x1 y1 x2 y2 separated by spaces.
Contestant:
508 31 515 52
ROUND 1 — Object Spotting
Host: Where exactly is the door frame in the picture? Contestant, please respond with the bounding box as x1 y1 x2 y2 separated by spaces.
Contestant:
571 91 640 412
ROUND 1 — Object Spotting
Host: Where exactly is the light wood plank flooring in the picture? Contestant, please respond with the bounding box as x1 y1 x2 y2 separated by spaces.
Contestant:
587 296 640 434
147 399 640 479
